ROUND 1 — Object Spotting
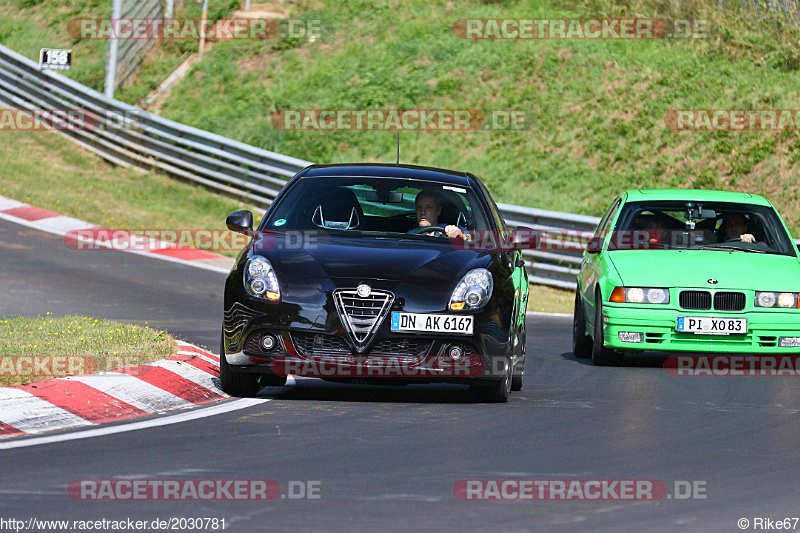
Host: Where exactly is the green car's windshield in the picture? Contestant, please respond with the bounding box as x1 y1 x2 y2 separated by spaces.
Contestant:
609 200 796 256
262 176 491 237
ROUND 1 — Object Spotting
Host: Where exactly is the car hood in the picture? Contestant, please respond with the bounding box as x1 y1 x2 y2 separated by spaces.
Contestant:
608 250 800 290
253 234 493 284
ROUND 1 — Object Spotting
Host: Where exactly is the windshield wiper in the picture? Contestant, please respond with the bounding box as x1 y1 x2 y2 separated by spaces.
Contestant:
698 244 766 253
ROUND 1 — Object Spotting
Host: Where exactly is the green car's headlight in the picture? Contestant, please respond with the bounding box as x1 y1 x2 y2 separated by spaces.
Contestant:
755 292 799 308
610 286 669 304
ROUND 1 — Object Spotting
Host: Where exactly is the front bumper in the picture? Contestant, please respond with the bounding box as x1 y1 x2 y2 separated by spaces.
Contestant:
602 304 800 354
226 329 500 383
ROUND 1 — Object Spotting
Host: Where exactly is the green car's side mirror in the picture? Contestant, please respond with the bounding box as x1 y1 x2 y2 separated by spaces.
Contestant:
586 237 603 254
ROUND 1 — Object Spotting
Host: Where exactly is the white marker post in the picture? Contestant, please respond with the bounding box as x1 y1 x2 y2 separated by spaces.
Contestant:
103 0 122 99
199 0 209 57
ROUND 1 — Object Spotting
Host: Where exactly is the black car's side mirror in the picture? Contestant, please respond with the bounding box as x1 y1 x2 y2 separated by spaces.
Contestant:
226 210 254 235
511 226 538 250
586 236 603 254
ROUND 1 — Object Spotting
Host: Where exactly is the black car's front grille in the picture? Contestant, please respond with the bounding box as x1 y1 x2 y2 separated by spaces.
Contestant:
334 289 394 352
680 290 712 310
291 333 351 356
713 292 746 311
371 338 432 356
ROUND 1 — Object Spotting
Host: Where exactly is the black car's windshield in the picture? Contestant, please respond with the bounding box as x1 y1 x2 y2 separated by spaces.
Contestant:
609 200 796 256
262 176 492 237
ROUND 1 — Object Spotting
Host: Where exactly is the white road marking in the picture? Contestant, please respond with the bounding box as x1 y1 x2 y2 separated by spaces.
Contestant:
0 388 92 435
60 374 193 413
0 198 26 210
1 376 295 449
146 359 219 391
177 350 218 365
0 398 266 449
35 215 96 234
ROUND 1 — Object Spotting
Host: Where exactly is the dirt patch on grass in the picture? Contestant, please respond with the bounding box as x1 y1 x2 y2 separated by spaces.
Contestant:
231 1 291 19
236 47 284 74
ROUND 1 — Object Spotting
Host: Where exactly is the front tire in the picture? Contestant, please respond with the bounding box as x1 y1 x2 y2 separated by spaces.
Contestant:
471 359 512 403
573 291 592 359
591 293 624 366
219 332 263 397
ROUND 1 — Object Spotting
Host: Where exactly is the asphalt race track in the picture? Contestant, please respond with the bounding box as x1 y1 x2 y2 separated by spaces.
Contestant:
2 218 799 532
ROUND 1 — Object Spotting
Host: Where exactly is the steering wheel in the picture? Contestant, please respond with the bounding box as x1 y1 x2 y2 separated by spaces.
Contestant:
724 237 742 242
412 225 447 235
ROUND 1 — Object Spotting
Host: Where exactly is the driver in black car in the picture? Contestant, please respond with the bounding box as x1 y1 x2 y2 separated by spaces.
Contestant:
720 213 756 243
410 191 471 240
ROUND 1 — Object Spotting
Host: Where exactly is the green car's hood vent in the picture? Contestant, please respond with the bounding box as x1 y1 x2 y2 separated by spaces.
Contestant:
608 249 800 290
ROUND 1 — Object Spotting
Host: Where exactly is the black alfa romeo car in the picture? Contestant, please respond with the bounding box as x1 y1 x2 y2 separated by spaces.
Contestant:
220 164 531 402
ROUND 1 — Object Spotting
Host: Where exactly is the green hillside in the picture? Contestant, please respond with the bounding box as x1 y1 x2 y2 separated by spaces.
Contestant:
3 0 800 232
160 0 800 232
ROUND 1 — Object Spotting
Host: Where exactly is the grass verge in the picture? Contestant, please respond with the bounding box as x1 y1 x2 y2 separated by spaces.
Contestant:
0 126 256 257
528 284 574 315
0 315 177 387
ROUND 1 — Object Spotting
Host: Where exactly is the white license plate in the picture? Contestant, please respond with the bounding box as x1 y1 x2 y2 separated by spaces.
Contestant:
390 312 473 335
676 316 747 335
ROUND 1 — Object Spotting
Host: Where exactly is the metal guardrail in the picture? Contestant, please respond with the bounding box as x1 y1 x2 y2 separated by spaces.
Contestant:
497 203 598 290
0 44 311 209
0 43 596 291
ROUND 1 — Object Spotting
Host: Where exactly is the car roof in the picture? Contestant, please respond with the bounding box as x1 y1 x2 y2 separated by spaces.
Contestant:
623 189 771 206
301 163 474 187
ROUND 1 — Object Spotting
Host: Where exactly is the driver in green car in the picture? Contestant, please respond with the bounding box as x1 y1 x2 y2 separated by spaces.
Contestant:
720 213 756 243
412 191 471 240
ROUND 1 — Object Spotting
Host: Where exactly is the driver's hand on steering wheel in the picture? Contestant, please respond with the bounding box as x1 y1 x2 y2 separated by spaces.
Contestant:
445 225 471 241
740 233 756 243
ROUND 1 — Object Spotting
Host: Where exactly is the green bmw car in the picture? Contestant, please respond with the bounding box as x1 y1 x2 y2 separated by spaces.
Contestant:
574 189 800 365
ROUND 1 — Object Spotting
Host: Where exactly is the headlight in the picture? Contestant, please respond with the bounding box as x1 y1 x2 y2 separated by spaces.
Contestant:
610 287 669 304
755 291 798 308
244 256 280 301
450 268 493 311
